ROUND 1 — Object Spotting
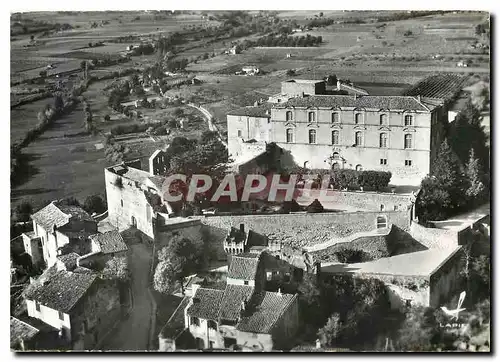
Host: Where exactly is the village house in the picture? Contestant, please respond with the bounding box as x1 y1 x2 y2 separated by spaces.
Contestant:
23 261 122 350
23 201 97 268
227 79 449 186
158 252 300 351
223 223 281 256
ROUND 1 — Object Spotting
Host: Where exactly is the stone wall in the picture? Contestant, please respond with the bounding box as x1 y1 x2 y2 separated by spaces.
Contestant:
429 246 463 308
409 222 458 249
199 210 410 250
311 234 390 263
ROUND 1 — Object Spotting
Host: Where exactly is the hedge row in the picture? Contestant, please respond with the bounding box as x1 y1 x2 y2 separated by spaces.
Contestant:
330 169 392 191
110 121 161 136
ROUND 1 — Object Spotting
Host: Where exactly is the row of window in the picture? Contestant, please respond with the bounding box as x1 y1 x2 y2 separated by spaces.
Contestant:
286 129 414 149
331 159 413 169
285 111 414 126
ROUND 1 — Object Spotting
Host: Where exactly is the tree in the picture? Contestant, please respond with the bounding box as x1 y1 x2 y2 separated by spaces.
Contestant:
80 60 87 71
101 256 129 281
318 313 341 347
153 237 205 294
83 194 107 214
395 306 440 351
465 148 488 204
39 70 47 78
286 69 296 77
13 201 33 222
416 140 468 222
448 100 489 173
326 74 338 86
54 93 64 112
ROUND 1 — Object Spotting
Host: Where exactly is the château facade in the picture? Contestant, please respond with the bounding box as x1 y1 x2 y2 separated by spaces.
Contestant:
227 80 448 185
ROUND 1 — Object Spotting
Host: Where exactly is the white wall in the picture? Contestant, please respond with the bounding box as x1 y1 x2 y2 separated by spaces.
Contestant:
26 299 71 331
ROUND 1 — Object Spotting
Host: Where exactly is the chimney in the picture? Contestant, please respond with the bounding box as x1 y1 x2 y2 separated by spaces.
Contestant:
417 95 421 102
277 288 282 296
240 223 245 233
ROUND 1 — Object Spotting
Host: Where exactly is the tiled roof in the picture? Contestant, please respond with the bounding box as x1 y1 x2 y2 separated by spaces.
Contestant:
227 253 261 280
24 268 97 313
10 317 39 348
90 231 128 254
31 201 93 231
57 252 80 271
227 106 271 118
237 291 297 334
277 95 434 111
219 284 255 321
247 230 268 248
186 288 224 321
160 296 191 339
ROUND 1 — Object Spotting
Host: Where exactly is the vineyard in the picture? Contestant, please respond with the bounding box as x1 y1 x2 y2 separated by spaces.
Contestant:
403 74 468 100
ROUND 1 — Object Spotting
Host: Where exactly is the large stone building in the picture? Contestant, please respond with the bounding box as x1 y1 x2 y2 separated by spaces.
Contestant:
227 80 448 185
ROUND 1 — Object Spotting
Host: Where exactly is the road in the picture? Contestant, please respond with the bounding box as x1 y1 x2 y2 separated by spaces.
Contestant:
187 103 228 148
99 243 154 351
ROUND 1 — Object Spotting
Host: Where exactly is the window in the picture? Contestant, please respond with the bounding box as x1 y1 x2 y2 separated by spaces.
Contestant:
404 134 413 149
59 311 64 321
405 160 412 166
377 216 387 229
208 320 217 330
355 164 363 171
244 280 249 285
404 115 413 126
120 199 123 207
35 302 41 312
380 114 387 125
209 341 215 349
355 131 362 146
380 158 387 165
380 204 385 211
309 129 316 144
332 162 340 170
286 111 293 121
237 129 242 137
308 112 316 123
332 152 340 160
355 113 362 124
394 205 399 211
332 130 339 145
266 271 272 280
286 128 294 143
332 112 339 123
379 133 388 148
191 317 200 327
224 337 237 348
131 216 137 227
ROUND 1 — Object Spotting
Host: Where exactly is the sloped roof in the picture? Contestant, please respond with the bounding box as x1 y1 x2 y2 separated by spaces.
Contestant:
24 268 98 313
56 252 80 271
31 201 93 231
89 231 128 254
159 296 191 340
277 95 434 111
227 106 271 118
10 317 39 348
237 291 297 334
227 253 261 280
186 288 224 321
219 284 254 321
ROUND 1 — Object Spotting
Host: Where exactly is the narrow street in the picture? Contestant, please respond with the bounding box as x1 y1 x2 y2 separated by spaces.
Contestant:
99 242 154 351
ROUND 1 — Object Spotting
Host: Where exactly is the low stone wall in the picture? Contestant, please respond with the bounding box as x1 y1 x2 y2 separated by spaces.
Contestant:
409 222 458 249
199 210 410 250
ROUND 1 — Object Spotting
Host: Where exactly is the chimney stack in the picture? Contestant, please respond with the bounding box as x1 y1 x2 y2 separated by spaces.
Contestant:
240 223 245 233
417 95 421 102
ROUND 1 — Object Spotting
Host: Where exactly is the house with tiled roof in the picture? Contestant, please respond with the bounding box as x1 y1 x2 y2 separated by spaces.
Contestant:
24 201 97 268
159 252 300 351
227 78 449 186
23 265 121 350
223 223 279 256
89 230 128 256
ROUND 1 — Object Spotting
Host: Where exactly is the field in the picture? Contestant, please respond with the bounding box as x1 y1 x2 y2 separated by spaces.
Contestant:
11 10 490 211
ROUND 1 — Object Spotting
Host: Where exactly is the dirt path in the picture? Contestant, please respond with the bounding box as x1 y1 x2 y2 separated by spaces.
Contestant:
99 243 154 351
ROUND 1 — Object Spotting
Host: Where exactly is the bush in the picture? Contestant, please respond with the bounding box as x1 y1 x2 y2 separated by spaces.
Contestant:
331 169 359 190
306 199 324 213
104 114 111 122
358 170 392 191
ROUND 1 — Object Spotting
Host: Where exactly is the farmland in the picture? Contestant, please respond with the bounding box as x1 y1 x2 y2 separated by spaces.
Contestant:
10 10 490 211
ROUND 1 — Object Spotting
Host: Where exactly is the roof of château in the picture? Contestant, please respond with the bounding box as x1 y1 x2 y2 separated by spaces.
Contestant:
277 95 437 111
236 291 297 334
31 201 93 231
24 268 98 313
89 230 128 254
186 288 224 321
227 253 261 280
227 105 272 118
